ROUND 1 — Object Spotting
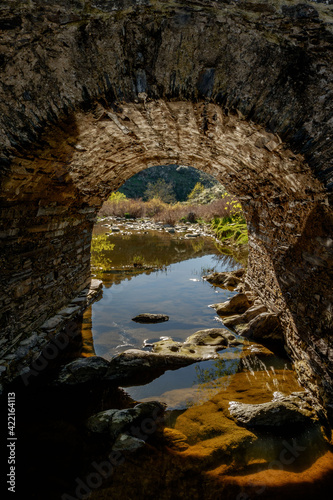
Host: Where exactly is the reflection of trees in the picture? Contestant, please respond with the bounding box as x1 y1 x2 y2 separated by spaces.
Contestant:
90 228 247 288
92 230 236 272
178 355 242 409
91 234 115 271
194 355 241 390
100 267 167 289
212 242 248 268
191 239 205 253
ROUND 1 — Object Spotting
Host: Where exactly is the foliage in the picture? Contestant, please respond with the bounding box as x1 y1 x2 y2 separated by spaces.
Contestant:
132 255 145 267
90 234 115 271
187 182 205 201
144 179 176 203
211 216 248 246
118 164 219 202
108 191 127 202
98 190 248 247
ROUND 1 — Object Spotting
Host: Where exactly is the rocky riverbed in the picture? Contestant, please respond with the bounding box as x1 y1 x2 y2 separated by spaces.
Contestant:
98 215 217 240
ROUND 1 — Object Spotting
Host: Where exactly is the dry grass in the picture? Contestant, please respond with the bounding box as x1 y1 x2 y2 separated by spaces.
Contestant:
98 194 241 225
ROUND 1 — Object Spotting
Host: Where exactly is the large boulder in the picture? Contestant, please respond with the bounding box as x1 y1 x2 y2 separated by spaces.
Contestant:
185 328 234 347
212 293 253 316
229 392 317 429
152 339 220 359
112 434 146 452
85 401 166 449
106 349 198 386
106 329 241 386
106 346 221 386
222 305 268 329
51 356 110 386
235 312 284 341
152 328 242 357
204 268 245 289
85 409 119 435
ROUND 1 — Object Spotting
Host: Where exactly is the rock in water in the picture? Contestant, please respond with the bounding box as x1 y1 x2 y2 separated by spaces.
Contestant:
184 328 231 347
229 392 317 429
132 313 169 323
204 268 245 289
212 293 252 316
50 356 110 386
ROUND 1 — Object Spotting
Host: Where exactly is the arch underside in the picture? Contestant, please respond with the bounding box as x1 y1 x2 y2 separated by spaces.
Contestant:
0 0 332 420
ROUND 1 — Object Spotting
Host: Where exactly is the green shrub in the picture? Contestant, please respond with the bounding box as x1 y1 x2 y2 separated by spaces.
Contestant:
211 216 248 246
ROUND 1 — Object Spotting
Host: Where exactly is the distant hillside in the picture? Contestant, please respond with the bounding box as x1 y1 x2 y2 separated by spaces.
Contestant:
118 164 222 202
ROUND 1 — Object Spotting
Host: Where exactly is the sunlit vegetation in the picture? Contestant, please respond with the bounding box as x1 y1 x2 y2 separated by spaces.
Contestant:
132 255 145 267
90 234 115 270
210 194 248 246
144 178 177 204
99 189 248 247
187 181 205 200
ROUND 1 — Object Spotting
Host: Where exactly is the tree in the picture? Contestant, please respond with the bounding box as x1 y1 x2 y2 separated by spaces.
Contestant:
108 191 127 202
187 182 205 201
144 179 176 204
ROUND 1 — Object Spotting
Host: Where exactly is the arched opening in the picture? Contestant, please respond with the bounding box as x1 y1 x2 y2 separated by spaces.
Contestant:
81 163 248 360
0 99 332 418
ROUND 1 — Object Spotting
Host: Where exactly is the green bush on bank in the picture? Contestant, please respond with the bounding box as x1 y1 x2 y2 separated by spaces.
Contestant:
211 216 248 246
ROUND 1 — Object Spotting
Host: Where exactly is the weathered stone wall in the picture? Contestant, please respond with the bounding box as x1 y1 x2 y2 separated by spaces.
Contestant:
0 0 332 420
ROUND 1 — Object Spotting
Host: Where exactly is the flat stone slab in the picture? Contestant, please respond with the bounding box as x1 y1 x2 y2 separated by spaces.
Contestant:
229 392 317 429
51 356 110 385
40 315 64 332
59 305 81 318
185 328 233 347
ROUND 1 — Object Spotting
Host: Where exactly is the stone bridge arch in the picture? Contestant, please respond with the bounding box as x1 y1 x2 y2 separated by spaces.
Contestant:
0 0 332 420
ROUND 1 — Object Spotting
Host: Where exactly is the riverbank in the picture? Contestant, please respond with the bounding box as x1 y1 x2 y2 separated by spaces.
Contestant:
95 215 248 271
98 193 248 250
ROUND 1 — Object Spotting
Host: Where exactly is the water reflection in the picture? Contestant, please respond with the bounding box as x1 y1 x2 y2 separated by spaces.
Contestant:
82 224 246 360
91 226 246 275
124 345 301 411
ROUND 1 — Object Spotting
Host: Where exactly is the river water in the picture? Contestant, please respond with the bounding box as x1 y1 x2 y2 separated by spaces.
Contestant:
9 218 332 500
83 220 243 358
81 220 300 410
76 219 333 499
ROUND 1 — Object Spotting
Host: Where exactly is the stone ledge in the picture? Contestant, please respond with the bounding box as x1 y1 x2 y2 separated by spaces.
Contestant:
0 279 103 393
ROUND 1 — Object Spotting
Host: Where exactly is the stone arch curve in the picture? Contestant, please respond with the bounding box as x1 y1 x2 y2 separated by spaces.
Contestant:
0 0 332 420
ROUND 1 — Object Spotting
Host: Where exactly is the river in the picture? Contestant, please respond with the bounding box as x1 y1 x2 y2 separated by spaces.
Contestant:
10 218 333 500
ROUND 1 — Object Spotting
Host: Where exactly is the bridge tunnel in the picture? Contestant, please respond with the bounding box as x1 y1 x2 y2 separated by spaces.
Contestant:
0 0 332 421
